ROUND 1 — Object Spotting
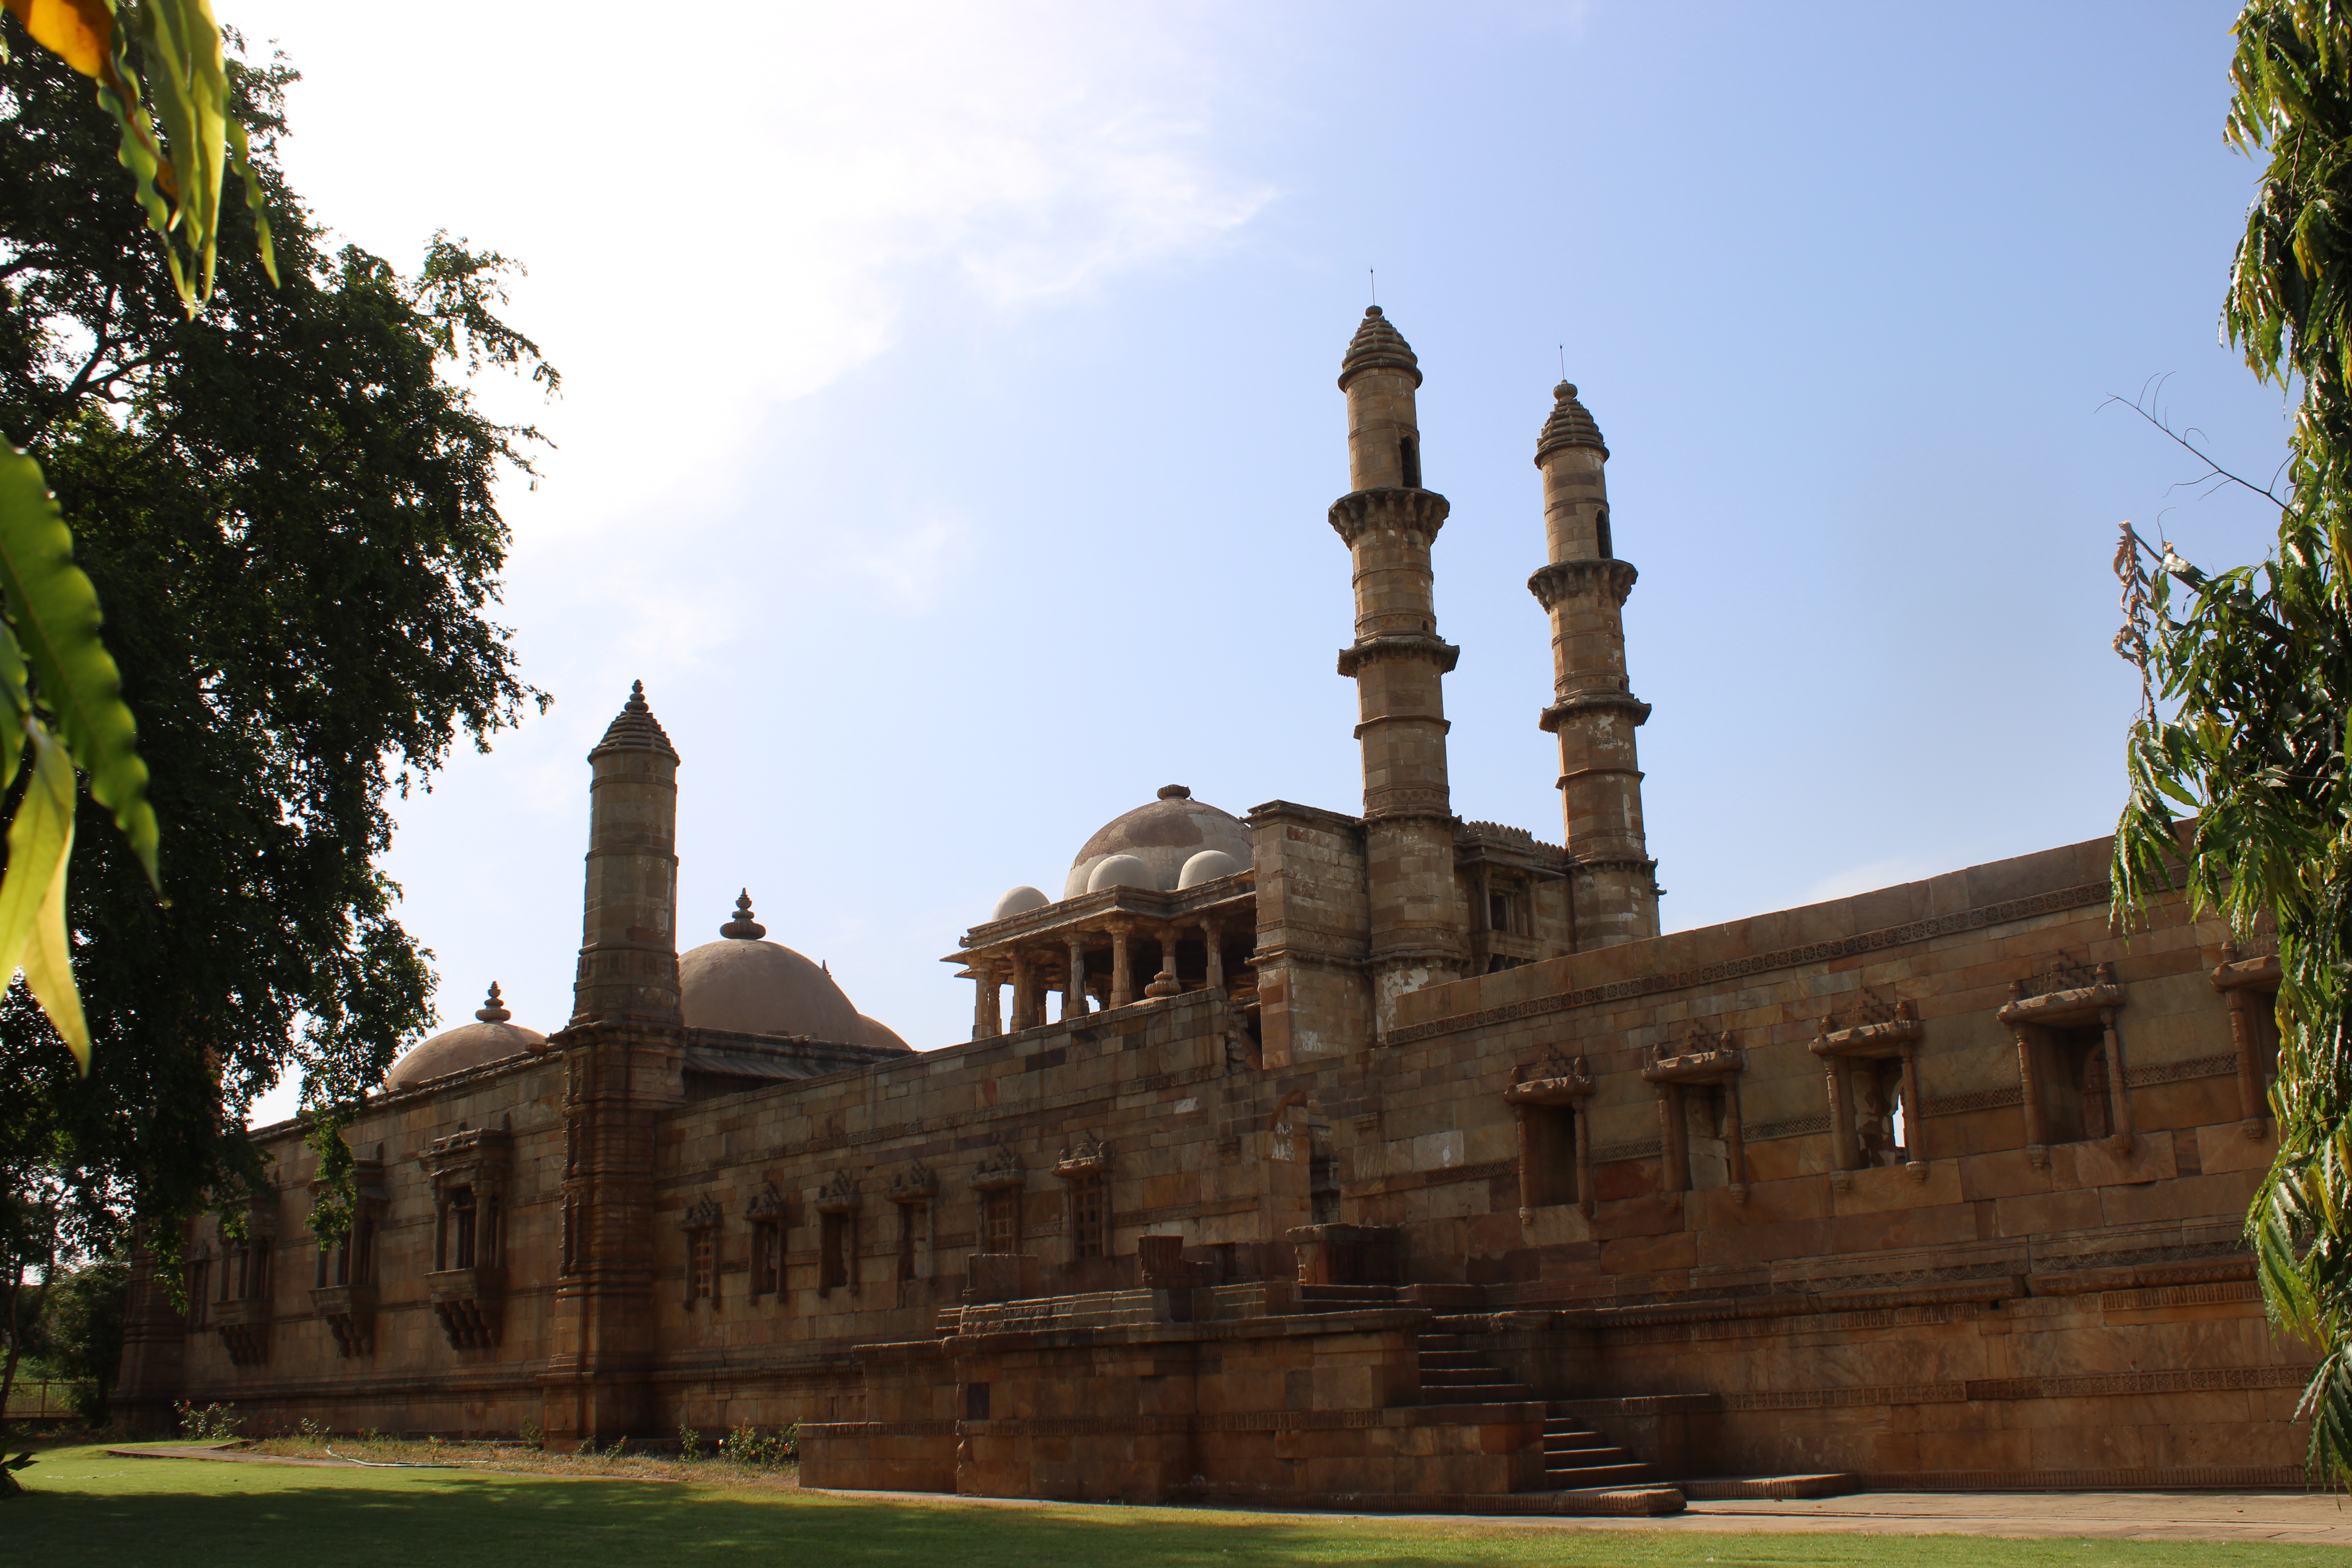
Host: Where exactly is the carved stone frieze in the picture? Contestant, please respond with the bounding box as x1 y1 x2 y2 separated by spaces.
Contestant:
683 1193 724 1232
1055 1134 1112 1179
1539 691 1652 733
815 1171 860 1215
887 1161 938 1205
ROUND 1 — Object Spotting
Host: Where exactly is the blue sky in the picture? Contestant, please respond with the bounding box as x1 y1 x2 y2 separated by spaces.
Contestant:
231 0 2283 1121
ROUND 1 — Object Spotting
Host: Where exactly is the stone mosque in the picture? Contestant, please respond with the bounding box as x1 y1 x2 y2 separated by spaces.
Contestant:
115 308 2309 1512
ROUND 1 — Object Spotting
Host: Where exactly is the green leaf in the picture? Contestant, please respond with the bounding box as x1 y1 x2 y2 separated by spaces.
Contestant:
0 620 26 797
0 444 156 887
0 721 88 1069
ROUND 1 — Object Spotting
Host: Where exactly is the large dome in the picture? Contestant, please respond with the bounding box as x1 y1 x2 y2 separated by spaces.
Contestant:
1063 786 1252 899
677 892 909 1050
385 984 545 1090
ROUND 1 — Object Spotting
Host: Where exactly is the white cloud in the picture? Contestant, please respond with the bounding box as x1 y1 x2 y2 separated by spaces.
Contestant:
851 515 969 614
228 0 1272 540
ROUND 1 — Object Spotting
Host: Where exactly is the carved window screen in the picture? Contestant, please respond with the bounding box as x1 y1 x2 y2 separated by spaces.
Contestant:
1069 1174 1106 1262
983 1189 1020 1254
689 1231 715 1303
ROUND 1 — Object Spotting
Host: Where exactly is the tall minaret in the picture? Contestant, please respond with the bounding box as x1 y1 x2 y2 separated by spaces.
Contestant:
1530 381 1659 947
1331 306 1469 1024
570 681 682 1023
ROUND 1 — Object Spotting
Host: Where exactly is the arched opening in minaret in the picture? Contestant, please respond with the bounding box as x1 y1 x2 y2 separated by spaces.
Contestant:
1595 506 1613 559
1399 435 1421 488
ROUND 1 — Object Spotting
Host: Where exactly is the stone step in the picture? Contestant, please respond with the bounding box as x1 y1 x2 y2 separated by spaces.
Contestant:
1417 1348 1488 1367
1421 1365 1513 1384
1430 1383 1535 1403
1415 1334 1465 1350
1545 1461 1653 1489
1544 1434 1622 1456
1677 1473 1861 1501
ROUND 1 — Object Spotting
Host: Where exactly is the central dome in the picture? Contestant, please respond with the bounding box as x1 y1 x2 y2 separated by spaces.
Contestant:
385 983 544 1090
1063 785 1251 899
678 892 905 1048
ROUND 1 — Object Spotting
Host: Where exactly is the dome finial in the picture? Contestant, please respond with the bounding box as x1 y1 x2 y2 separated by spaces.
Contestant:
475 982 512 1024
1535 379 1608 463
591 679 678 761
720 889 767 940
1157 784 1192 800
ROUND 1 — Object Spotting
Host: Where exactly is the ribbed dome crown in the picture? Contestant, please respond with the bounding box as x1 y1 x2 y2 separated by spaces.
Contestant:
590 680 678 762
1535 381 1608 462
1338 305 1422 390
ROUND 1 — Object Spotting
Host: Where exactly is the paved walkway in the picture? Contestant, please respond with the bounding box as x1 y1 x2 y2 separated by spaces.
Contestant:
106 1450 2352 1546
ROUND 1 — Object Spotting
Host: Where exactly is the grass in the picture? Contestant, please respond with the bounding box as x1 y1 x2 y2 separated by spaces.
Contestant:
240 1431 801 1487
7 1441 2352 1568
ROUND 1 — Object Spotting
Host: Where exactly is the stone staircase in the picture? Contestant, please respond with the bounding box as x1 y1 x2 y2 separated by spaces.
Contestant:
1413 1330 1655 1493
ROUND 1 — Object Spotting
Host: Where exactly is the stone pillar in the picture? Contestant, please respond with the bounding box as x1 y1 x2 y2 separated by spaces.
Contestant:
1898 1044 1925 1162
1109 924 1134 1009
111 1230 187 1434
1331 307 1469 1030
570 681 682 1025
1065 935 1090 1022
2223 976 2268 1136
1203 919 1225 991
1722 1079 1747 1199
1824 1051 1857 1171
2101 1005 2134 1154
972 965 1003 1040
1529 381 1658 950
1010 955 1042 1033
1657 1083 1688 1193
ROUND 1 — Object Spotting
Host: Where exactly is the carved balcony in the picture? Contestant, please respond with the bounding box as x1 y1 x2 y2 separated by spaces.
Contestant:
310 1283 376 1358
427 1266 505 1349
215 1298 271 1367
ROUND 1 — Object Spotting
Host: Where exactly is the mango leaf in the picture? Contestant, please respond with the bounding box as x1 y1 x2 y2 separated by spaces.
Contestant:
0 0 113 76
0 445 157 886
0 721 89 1069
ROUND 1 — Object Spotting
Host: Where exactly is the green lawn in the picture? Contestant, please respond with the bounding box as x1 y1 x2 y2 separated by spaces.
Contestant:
7 1443 2352 1568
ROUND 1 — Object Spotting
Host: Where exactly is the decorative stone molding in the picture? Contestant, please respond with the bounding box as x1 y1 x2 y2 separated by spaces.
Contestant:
886 1162 938 1205
1527 557 1637 611
1327 486 1450 546
971 1145 1026 1194
1538 691 1653 734
1054 1134 1112 1179
1335 632 1461 679
1641 1027 1749 1205
815 1171 860 1215
682 1194 724 1232
746 1179 788 1222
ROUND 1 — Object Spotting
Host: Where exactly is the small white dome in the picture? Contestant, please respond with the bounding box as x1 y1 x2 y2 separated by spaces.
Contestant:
1177 849 1244 888
991 885 1051 921
1087 853 1156 892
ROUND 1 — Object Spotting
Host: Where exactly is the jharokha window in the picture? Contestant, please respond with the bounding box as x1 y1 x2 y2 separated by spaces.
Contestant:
982 1189 1019 1254
689 1230 715 1303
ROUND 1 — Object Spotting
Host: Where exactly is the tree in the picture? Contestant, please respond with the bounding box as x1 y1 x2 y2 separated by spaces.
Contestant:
0 22 552 1281
2115 0 2352 1486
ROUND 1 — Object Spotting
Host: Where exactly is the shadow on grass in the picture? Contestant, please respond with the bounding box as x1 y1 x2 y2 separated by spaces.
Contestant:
8 1468 2350 1568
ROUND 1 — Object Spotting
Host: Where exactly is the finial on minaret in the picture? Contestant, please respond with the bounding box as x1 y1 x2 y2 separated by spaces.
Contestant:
591 679 678 761
475 982 512 1024
720 889 766 940
1535 380 1608 463
1339 304 1422 392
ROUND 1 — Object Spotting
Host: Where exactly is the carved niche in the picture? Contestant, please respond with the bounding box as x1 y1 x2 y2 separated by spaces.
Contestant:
1640 1025 1748 1205
1997 956 2131 1166
214 1191 280 1368
1503 1048 1595 1216
1810 993 1927 1182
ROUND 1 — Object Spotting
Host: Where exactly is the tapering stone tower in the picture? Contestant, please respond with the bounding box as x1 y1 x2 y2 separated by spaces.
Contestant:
546 680 683 1448
1530 382 1659 947
1332 307 1470 1025
570 681 682 1024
